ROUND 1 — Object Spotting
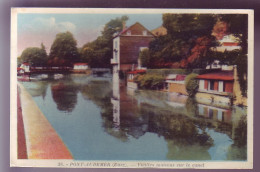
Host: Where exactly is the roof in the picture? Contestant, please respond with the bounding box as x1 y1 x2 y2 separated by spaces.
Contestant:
74 63 88 66
127 69 146 74
114 22 154 38
196 71 234 81
219 34 241 44
151 26 167 36
166 74 177 80
17 67 24 71
22 62 30 66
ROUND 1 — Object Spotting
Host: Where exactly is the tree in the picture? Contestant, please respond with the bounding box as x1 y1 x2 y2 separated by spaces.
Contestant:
139 48 150 67
20 44 48 66
163 14 217 39
185 73 199 97
49 31 80 66
80 16 129 68
147 14 217 68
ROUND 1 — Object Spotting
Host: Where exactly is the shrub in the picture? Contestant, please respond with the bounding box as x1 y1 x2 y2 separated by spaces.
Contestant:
147 69 190 76
135 74 164 89
185 73 199 97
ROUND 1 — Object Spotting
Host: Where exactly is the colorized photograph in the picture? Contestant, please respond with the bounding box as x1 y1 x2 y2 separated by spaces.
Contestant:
11 8 253 168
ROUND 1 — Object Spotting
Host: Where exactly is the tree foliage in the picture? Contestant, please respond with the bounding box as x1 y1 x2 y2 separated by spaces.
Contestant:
49 31 80 66
20 44 47 66
80 16 129 68
134 74 164 90
185 73 199 97
139 48 150 67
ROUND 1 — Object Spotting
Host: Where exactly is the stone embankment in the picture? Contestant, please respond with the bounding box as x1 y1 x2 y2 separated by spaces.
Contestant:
18 83 73 159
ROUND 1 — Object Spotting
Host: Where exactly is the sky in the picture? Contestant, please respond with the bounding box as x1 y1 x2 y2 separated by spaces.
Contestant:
17 13 163 56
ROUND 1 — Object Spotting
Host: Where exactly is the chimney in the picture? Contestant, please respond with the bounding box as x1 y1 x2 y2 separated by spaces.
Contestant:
122 21 126 30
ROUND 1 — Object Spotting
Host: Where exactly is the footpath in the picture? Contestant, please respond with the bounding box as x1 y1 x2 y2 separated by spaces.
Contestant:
17 83 73 159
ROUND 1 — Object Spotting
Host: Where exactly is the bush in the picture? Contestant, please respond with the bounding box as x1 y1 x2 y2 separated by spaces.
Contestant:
185 73 199 97
135 74 164 89
147 69 191 76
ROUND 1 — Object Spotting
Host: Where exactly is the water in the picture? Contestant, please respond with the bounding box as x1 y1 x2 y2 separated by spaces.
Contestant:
21 74 247 161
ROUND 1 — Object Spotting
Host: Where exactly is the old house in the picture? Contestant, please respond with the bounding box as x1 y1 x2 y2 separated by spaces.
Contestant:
110 22 154 75
211 34 241 52
196 70 234 107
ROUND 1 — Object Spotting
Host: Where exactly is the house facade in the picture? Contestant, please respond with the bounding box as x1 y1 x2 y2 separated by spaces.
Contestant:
111 22 154 75
196 71 234 107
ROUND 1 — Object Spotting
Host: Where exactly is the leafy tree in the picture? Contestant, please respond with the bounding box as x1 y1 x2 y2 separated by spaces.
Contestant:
135 74 164 90
20 44 48 66
147 14 217 68
139 48 150 67
80 16 128 68
185 73 198 97
49 31 80 66
163 14 217 39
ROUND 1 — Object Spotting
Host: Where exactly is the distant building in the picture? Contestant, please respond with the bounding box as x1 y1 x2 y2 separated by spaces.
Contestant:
206 60 234 71
196 71 234 107
211 34 241 52
20 62 30 73
111 22 154 74
73 63 89 70
151 26 167 36
165 74 187 95
17 67 25 75
197 71 234 95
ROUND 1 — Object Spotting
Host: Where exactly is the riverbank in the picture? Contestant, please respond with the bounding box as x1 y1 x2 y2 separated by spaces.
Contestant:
17 83 73 159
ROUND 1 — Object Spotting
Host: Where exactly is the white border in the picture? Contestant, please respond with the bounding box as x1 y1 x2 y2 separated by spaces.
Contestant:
10 8 254 169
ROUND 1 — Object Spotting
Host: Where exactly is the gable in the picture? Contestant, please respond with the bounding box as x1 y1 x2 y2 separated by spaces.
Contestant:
120 22 154 36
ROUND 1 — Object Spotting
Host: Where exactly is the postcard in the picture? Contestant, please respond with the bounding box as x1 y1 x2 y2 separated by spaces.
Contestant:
10 8 254 169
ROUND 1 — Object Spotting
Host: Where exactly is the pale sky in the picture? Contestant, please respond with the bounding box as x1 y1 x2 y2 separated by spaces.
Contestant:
17 13 163 56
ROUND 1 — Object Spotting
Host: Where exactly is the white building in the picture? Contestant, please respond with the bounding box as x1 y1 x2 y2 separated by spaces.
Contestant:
211 34 241 52
20 63 30 72
73 63 89 70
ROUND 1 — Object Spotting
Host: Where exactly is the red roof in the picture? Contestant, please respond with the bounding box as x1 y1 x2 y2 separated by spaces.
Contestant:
196 71 234 81
74 63 88 66
223 42 239 46
127 69 146 74
114 22 154 38
17 67 24 71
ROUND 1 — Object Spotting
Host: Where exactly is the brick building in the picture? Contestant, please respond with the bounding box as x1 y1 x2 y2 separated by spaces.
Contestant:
111 22 154 75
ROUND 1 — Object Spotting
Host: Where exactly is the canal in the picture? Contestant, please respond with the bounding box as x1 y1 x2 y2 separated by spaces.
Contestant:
20 73 247 161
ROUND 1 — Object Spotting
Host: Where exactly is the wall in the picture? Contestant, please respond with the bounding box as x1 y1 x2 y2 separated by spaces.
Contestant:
119 36 153 66
168 82 188 95
195 92 231 109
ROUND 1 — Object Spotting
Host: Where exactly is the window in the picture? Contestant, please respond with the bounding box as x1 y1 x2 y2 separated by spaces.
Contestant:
209 80 214 90
199 80 205 90
143 30 147 36
114 41 118 48
114 52 118 62
218 81 224 92
127 30 131 35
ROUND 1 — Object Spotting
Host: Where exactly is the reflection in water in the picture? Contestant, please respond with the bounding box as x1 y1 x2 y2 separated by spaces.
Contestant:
51 80 78 112
21 73 247 160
